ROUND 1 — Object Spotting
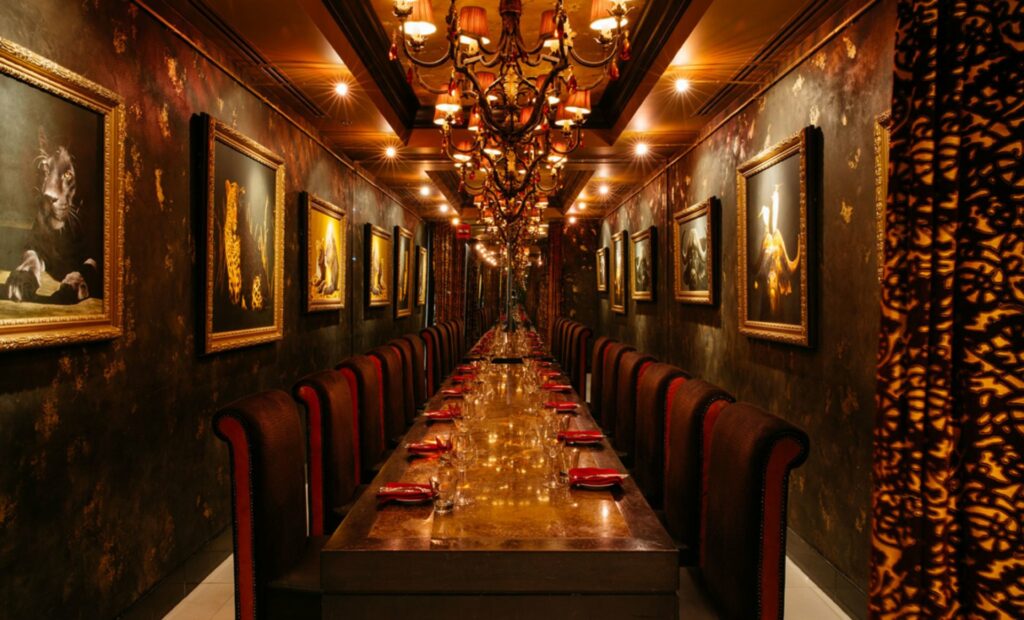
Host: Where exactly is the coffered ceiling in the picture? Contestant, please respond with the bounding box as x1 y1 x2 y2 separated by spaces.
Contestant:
160 0 850 219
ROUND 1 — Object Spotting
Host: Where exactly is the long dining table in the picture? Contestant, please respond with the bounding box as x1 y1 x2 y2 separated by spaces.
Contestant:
321 328 679 619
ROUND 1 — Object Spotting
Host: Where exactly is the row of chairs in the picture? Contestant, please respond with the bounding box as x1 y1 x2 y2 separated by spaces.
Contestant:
550 317 592 394
583 333 811 620
212 319 465 620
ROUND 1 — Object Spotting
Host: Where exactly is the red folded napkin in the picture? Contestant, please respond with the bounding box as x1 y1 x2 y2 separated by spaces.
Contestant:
538 361 555 368
457 365 475 373
406 438 453 454
569 468 627 486
423 409 461 422
376 482 435 504
451 374 476 383
441 387 465 398
540 370 562 378
541 382 572 392
545 401 579 412
558 430 604 444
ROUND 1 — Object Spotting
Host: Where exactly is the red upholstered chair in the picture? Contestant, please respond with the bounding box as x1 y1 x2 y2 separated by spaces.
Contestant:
598 342 636 434
664 379 734 565
399 334 428 409
570 325 592 395
439 321 458 374
389 338 420 419
678 403 809 620
612 350 657 462
293 370 362 534
420 327 444 395
551 318 565 360
336 355 388 483
587 337 614 414
213 391 323 620
559 320 575 369
368 345 410 443
433 323 453 378
451 318 465 360
633 362 690 507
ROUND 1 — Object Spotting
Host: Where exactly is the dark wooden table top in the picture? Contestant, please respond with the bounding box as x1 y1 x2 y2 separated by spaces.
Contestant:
321 337 678 596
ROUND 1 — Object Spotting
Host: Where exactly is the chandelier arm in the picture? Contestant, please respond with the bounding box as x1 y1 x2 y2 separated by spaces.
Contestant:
568 40 623 69
414 67 450 95
399 36 454 69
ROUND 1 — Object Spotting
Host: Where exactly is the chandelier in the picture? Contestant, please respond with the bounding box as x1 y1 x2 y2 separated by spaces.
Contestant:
389 0 632 232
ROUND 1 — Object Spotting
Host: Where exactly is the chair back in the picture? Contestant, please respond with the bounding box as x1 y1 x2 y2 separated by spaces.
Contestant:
599 342 636 433
633 363 689 506
613 350 657 456
293 371 359 535
588 337 614 413
700 403 809 620
213 391 307 620
390 338 420 416
400 334 427 407
336 355 386 482
368 345 410 438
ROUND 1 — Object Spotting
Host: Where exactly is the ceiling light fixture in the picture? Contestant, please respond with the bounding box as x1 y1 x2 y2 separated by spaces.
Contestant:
419 185 431 197
333 81 350 97
577 202 587 210
568 215 578 224
439 203 450 213
599 184 610 196
385 145 398 158
635 142 649 157
674 78 690 94
452 216 461 225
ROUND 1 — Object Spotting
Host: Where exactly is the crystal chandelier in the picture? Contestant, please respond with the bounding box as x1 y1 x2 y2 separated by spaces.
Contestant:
389 0 632 218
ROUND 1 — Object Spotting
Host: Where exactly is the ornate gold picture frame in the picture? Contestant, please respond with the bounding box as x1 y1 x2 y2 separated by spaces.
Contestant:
736 126 815 346
365 224 392 308
0 38 124 351
673 198 715 305
596 246 608 293
303 193 345 313
610 230 628 315
630 227 656 302
203 115 285 354
394 225 413 318
416 245 428 306
874 111 891 284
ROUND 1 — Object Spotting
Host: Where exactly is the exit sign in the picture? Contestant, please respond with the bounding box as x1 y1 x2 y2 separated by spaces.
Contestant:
455 223 472 240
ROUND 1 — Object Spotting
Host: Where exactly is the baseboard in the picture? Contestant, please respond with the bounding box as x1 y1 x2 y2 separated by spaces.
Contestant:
787 527 867 620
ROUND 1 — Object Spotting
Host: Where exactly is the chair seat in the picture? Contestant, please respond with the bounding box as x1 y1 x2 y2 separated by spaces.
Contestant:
678 567 720 619
265 536 327 619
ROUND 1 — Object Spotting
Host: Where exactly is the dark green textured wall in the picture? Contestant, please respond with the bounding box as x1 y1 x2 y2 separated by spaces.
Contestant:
599 0 895 600
0 1 425 616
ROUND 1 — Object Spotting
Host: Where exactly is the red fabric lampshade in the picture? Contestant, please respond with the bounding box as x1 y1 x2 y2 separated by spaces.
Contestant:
590 0 628 32
459 6 490 44
404 0 437 37
475 71 497 101
538 10 557 46
564 89 592 116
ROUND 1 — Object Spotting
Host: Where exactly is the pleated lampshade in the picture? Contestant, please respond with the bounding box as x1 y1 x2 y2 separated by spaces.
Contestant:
403 0 437 37
564 89 592 116
475 72 497 101
458 6 490 45
454 139 473 162
538 10 558 48
467 108 482 132
554 105 575 128
590 0 628 32
435 92 462 116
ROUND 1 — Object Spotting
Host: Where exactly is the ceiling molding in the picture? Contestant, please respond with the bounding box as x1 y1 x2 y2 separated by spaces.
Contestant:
318 0 420 135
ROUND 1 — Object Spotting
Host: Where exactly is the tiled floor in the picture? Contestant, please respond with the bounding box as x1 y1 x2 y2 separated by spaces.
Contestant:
164 554 851 619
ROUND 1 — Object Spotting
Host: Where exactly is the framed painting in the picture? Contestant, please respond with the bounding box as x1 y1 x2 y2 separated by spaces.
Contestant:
394 225 413 318
736 126 815 346
365 224 392 308
203 114 284 354
874 111 891 283
303 193 345 312
673 198 715 305
0 38 124 351
596 247 608 293
630 227 656 302
610 230 628 315
416 245 428 306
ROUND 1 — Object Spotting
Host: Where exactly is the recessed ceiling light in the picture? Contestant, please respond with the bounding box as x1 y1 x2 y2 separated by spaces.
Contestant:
674 78 691 94
598 184 610 196
568 215 578 224
635 143 649 157
334 82 350 97
452 216 461 225
384 146 397 158
577 202 587 211
419 185 431 197
439 203 450 213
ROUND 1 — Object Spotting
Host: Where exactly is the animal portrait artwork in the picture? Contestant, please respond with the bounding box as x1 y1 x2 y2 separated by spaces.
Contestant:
416 245 427 306
365 224 392 308
630 227 655 302
304 193 345 312
596 247 608 293
394 225 413 318
203 116 284 354
673 198 715 305
610 230 627 315
0 38 123 351
737 127 814 346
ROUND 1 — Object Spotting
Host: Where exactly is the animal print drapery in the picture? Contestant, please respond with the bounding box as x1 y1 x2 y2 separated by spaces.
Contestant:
870 1 1024 617
431 223 466 323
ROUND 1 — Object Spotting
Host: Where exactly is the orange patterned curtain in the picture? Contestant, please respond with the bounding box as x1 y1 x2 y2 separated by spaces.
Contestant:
431 223 466 323
870 1 1023 617
544 222 564 342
